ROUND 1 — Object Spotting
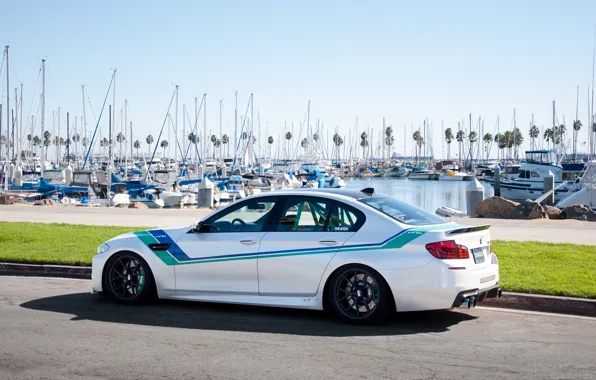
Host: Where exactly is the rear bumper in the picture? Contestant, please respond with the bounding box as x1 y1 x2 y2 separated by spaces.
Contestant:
452 284 502 308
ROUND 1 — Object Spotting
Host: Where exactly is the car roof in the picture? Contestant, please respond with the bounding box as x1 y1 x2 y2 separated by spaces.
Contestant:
256 187 388 201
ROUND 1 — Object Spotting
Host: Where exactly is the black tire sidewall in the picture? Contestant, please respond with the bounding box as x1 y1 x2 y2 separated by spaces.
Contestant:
103 252 155 305
327 264 391 324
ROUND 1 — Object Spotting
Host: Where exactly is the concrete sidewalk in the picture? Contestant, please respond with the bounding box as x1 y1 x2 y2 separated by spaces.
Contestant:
1 204 595 244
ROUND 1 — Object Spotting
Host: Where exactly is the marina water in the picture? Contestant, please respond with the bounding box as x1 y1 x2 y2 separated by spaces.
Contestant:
344 178 495 213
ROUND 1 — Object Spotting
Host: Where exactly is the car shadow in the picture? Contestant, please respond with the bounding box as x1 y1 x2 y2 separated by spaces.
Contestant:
20 293 477 337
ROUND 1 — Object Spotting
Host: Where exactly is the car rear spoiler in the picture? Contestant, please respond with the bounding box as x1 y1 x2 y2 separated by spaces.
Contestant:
446 225 491 235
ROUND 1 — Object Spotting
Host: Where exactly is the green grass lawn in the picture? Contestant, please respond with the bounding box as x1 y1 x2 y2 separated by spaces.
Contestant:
0 222 149 266
1 222 595 298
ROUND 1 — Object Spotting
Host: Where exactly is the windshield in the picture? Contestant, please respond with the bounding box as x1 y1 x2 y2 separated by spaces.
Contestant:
359 196 447 226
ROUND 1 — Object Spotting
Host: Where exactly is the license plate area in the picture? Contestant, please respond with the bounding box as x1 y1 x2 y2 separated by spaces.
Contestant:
472 248 485 264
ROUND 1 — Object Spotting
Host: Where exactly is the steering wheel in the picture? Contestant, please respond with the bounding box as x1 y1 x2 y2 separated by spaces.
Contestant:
231 218 247 227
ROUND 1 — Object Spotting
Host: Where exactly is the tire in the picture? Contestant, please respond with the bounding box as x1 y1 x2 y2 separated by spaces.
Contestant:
103 251 156 305
326 264 392 324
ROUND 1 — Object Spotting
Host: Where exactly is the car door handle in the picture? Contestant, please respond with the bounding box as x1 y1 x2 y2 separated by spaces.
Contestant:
240 239 257 245
319 239 338 246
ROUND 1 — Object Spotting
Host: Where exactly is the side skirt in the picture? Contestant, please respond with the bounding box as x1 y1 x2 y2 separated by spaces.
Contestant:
158 290 324 310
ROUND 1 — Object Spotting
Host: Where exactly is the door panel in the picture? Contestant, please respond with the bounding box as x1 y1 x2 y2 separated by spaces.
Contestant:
175 232 265 294
257 196 364 296
258 231 354 296
174 196 278 294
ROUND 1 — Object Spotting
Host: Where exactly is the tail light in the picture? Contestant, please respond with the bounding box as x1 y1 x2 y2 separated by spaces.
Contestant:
425 240 469 259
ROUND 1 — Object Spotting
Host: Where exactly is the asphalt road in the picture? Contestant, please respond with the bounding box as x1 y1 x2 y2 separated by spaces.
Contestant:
1 276 595 380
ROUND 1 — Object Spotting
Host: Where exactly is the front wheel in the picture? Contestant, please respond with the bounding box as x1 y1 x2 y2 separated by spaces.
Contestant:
327 265 392 324
103 252 156 305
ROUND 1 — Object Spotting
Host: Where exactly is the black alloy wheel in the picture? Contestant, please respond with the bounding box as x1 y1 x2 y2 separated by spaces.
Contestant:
104 252 155 304
328 265 391 324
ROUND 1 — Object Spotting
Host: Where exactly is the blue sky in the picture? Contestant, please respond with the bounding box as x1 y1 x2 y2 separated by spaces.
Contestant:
1 0 596 158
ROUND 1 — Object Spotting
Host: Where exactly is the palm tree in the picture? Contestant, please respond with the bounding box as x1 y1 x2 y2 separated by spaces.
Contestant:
146 134 154 154
468 131 478 161
529 125 540 150
313 133 319 142
360 131 368 159
33 136 41 154
188 132 197 145
116 132 126 160
444 128 454 159
285 131 292 159
494 133 503 159
267 136 274 159
222 134 229 157
160 140 169 158
412 131 423 163
543 128 553 149
332 133 344 160
483 133 493 160
384 126 394 159
133 140 141 158
301 138 308 149
210 134 217 158
242 131 248 140
572 120 582 160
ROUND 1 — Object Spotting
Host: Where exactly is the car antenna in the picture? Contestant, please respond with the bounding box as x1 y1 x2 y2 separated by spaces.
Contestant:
361 187 374 196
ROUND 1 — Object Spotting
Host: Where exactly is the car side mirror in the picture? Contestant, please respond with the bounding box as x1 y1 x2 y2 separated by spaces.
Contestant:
195 221 210 233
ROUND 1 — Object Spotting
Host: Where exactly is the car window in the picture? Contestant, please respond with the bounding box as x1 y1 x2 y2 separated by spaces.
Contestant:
276 197 331 232
207 197 277 232
360 196 447 226
327 202 365 232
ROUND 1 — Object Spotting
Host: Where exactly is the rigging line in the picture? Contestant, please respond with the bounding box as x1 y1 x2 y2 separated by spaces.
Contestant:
145 90 177 180
0 50 5 81
23 65 42 138
82 71 116 169
166 112 185 159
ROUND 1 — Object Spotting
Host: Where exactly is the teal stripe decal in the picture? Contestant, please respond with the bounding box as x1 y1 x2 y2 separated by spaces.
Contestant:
136 223 467 266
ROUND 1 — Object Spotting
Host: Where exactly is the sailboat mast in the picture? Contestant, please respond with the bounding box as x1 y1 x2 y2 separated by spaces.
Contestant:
5 46 9 163
234 91 237 164
219 99 222 161
82 85 87 156
40 58 45 174
19 83 23 162
203 93 207 163
174 85 178 164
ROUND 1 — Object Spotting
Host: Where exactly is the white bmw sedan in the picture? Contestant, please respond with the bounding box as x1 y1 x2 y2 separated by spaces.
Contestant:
92 188 501 324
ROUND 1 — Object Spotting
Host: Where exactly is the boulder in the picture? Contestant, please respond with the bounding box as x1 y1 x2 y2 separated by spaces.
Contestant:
474 196 519 218
0 194 16 205
544 205 562 220
562 205 596 222
511 199 547 220
33 198 55 206
128 202 149 209
115 203 129 208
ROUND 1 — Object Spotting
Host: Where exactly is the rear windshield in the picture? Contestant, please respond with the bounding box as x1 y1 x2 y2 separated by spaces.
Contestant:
359 196 447 226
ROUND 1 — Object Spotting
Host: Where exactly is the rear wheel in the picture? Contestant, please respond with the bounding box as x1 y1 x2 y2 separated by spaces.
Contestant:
103 252 155 305
327 265 391 324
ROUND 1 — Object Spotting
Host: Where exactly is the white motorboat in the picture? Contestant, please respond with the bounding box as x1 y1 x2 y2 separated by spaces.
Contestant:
160 191 187 208
438 171 475 181
494 150 575 202
556 161 596 210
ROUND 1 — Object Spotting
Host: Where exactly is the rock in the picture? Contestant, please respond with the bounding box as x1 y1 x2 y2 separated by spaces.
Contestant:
0 194 16 205
115 203 129 208
474 196 519 218
511 199 547 220
33 198 55 206
128 202 149 209
545 205 562 220
562 205 596 222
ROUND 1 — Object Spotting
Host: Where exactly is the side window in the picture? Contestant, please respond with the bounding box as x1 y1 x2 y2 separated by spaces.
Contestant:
207 197 277 232
327 202 365 232
276 197 331 232
530 171 540 178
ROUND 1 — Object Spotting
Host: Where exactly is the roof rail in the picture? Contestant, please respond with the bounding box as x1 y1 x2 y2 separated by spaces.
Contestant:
361 187 374 196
